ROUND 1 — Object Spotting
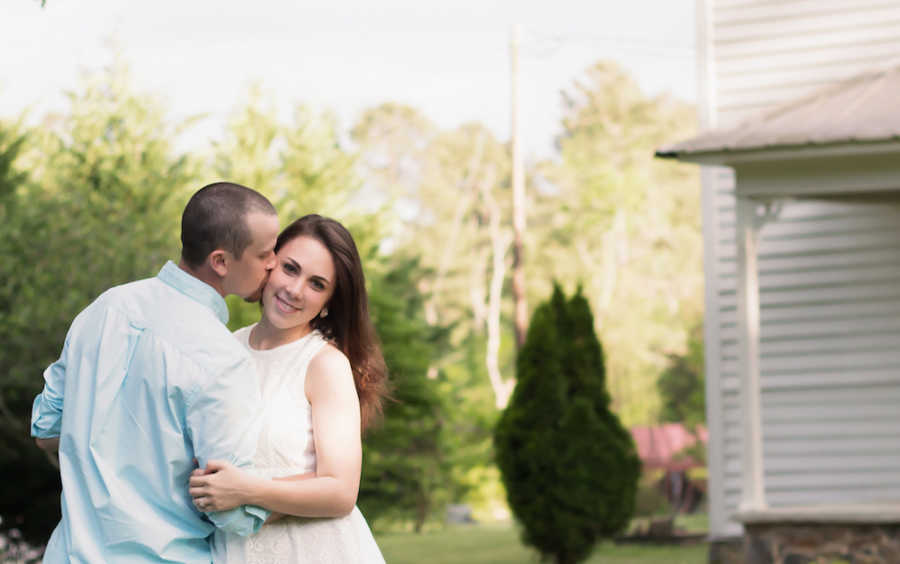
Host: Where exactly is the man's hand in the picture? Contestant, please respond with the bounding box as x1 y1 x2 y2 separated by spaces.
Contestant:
189 460 257 512
35 437 60 452
35 437 60 469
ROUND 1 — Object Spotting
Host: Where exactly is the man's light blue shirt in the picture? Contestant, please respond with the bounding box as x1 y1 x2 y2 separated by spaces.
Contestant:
31 261 269 563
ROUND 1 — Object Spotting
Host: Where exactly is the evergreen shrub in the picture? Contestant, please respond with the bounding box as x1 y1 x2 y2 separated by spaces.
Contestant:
494 285 641 564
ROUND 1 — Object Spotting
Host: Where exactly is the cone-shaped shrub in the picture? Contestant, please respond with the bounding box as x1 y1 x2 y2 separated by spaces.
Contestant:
494 285 641 564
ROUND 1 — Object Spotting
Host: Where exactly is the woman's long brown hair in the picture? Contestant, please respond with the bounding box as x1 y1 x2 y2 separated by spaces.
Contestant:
274 214 388 432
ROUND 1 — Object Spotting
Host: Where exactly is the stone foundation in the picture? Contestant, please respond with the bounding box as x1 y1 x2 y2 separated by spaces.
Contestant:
743 523 900 564
709 536 744 564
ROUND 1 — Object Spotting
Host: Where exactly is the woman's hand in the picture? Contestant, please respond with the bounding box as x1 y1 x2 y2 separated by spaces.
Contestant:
189 460 256 512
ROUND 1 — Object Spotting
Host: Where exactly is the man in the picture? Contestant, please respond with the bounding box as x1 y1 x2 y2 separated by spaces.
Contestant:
31 182 280 563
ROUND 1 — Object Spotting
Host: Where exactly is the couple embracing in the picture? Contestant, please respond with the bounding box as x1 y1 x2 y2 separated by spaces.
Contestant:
31 182 387 563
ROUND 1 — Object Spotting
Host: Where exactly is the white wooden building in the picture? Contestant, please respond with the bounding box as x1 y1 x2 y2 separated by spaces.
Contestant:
657 0 900 560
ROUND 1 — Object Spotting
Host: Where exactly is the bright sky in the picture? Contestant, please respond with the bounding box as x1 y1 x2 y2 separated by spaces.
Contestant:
3 0 696 159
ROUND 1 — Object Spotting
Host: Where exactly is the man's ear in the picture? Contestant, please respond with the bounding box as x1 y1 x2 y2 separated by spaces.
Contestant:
208 250 229 278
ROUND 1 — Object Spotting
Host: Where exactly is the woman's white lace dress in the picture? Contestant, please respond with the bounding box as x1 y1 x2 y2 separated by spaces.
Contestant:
211 325 385 564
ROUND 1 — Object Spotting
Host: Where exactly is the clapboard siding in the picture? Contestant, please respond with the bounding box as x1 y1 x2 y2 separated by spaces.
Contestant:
718 59 890 94
752 204 900 503
700 0 900 538
764 434 900 455
715 8 900 45
763 385 900 407
714 0 898 26
715 17 900 54
717 42 900 76
761 487 900 507
713 0 900 126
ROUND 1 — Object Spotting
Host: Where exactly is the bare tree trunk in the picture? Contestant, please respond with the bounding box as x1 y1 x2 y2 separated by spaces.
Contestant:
469 246 489 329
480 168 515 408
414 487 429 533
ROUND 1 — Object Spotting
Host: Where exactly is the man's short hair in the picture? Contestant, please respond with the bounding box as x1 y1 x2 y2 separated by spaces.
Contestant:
180 182 276 268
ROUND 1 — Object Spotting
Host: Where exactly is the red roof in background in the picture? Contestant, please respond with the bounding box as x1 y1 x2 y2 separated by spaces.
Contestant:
630 423 707 471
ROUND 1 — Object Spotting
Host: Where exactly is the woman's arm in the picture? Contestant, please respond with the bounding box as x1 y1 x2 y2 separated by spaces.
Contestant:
190 346 363 518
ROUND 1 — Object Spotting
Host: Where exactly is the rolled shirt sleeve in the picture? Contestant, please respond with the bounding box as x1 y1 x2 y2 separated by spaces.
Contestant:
31 335 70 439
185 355 271 534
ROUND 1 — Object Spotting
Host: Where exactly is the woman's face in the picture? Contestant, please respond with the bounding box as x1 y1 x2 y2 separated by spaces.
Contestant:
262 235 336 333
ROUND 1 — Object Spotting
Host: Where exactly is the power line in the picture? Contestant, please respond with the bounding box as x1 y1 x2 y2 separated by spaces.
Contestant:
520 27 696 59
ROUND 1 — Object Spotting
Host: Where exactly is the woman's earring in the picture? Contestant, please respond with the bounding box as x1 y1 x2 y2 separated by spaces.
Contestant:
320 307 328 318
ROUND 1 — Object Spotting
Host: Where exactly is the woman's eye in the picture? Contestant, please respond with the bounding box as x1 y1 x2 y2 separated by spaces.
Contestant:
284 263 298 274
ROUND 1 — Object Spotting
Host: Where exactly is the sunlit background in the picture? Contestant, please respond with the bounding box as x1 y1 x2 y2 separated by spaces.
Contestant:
3 0 696 157
1 2 708 563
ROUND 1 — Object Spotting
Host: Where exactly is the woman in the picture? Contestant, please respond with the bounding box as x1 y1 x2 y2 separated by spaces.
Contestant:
189 214 389 563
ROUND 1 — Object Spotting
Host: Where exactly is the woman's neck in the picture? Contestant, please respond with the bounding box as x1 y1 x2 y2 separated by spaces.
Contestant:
250 316 313 350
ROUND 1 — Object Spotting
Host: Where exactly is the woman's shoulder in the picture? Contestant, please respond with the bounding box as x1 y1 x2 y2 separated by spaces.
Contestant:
308 342 351 376
305 342 355 395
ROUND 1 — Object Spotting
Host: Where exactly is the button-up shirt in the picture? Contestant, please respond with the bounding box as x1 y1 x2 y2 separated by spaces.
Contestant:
31 261 269 563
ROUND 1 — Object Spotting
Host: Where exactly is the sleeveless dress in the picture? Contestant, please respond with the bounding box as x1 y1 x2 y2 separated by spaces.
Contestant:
211 325 385 564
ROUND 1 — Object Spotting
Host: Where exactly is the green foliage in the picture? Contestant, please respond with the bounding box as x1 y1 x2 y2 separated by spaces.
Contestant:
494 285 641 564
353 106 513 519
0 121 64 547
213 86 361 219
437 332 502 504
632 473 672 518
212 85 282 194
360 257 452 532
657 323 705 429
537 61 702 426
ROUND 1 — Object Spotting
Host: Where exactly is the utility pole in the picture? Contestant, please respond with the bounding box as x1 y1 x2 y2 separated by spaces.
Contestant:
510 24 528 349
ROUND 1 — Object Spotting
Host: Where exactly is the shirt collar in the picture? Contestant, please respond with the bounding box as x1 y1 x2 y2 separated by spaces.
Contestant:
157 261 230 324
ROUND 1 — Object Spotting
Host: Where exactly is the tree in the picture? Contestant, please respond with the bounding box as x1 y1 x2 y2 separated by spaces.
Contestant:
494 285 641 564
279 106 360 220
350 102 435 224
536 61 701 426
658 322 705 429
0 122 62 551
409 123 516 408
359 257 452 532
212 84 282 197
352 107 526 526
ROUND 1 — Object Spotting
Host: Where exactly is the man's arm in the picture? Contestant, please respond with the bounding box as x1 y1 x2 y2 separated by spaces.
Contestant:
31 334 70 441
184 355 270 535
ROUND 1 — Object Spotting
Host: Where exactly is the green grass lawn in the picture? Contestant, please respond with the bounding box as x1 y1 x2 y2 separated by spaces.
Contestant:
375 523 707 564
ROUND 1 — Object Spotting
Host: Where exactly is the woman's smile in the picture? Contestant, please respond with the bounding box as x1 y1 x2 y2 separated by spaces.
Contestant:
274 293 301 314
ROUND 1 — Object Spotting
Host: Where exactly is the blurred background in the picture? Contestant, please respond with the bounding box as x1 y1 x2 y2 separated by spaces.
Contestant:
0 1 707 562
